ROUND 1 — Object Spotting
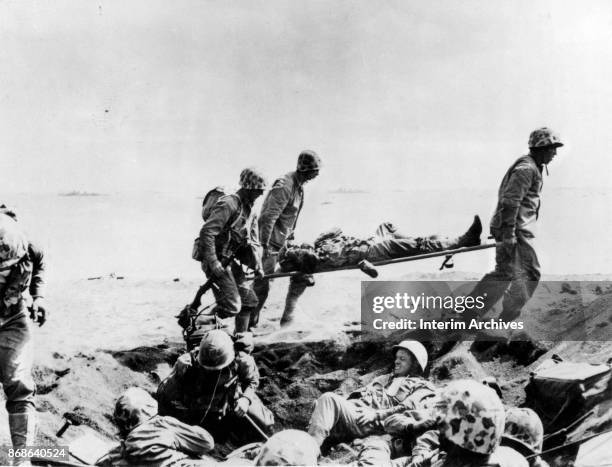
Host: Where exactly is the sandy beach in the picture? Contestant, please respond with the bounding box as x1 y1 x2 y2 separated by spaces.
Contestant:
0 267 610 465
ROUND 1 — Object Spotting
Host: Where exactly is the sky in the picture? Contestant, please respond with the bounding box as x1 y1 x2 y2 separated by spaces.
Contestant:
1 0 612 195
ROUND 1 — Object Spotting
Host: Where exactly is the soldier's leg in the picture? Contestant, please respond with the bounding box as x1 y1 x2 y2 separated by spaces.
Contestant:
206 265 241 318
234 265 259 333
0 315 36 463
250 252 278 328
246 393 275 430
308 393 377 447
280 274 313 327
370 217 482 260
500 237 541 321
414 216 483 252
463 243 516 320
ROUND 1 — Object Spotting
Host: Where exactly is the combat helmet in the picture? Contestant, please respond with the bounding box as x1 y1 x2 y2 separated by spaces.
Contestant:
197 329 235 370
296 150 322 172
392 340 428 374
239 167 268 190
436 379 505 455
502 407 544 456
528 127 563 148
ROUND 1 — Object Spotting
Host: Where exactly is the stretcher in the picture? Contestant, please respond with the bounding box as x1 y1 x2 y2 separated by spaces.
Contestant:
260 242 499 279
177 242 498 343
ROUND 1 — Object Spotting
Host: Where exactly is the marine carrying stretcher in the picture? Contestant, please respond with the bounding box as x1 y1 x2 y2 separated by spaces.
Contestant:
177 242 498 348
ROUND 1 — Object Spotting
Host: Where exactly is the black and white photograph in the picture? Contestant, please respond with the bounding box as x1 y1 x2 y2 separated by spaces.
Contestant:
1 1 611 466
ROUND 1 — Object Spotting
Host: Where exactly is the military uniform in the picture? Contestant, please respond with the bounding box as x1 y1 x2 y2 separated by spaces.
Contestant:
27 242 46 304
99 415 215 467
467 155 543 321
99 387 215 467
470 122 565 323
0 214 36 459
197 193 260 318
280 219 481 273
308 374 436 447
253 171 313 327
156 348 274 441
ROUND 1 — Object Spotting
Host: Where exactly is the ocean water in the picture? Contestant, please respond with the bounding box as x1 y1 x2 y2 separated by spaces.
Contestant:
3 186 611 281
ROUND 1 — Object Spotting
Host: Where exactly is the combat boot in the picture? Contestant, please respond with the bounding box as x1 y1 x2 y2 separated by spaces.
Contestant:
9 412 36 466
456 215 482 247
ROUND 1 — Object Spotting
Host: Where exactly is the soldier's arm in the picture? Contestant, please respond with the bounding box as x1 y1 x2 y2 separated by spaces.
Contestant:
375 382 436 421
259 182 291 250
165 416 215 455
236 353 260 403
1 257 32 311
499 165 534 238
198 198 235 265
28 242 46 299
156 353 192 414
408 430 442 466
247 214 264 273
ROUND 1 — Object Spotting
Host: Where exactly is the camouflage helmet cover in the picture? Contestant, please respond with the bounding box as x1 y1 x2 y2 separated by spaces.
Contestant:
436 379 505 455
255 429 319 466
113 387 157 436
0 213 28 270
528 127 563 149
197 329 235 370
239 167 268 190
502 407 544 455
296 150 322 172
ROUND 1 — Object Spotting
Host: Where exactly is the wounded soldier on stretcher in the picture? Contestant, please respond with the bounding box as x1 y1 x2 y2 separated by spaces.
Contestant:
279 215 482 274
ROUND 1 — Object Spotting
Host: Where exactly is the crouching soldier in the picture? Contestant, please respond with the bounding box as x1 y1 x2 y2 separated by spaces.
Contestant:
0 213 35 464
97 387 214 466
307 340 435 449
396 380 527 467
196 168 267 333
157 330 274 443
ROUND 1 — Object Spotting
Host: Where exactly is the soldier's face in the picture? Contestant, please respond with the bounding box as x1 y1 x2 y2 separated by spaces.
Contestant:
393 349 415 377
542 146 557 165
246 189 264 202
534 145 557 165
301 170 320 183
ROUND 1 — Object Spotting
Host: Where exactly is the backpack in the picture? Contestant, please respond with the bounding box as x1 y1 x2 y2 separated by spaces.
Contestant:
201 186 227 221
523 356 612 433
191 187 242 262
